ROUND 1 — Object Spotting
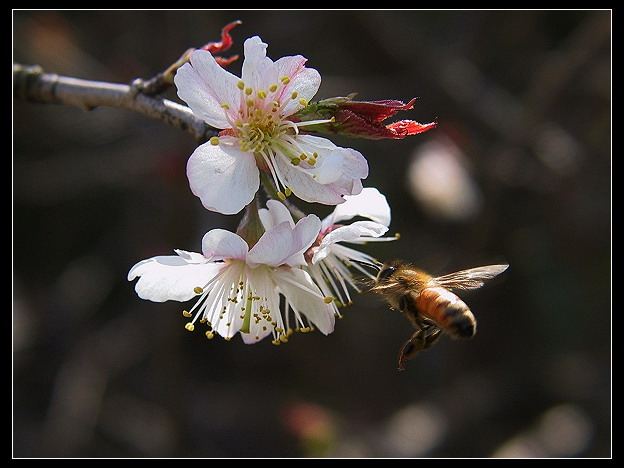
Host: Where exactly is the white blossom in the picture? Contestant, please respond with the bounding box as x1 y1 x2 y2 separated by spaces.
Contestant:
128 214 336 344
174 36 369 215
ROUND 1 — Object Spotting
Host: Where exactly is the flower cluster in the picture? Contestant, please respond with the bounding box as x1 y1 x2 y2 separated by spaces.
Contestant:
128 29 434 345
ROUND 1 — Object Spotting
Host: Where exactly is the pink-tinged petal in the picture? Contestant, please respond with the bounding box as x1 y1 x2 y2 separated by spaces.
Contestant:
312 221 389 263
174 249 209 264
186 137 259 215
128 255 222 303
281 214 322 267
258 199 296 230
273 55 321 116
246 221 296 268
312 150 345 184
276 158 347 205
275 135 368 205
272 268 335 335
174 49 241 128
201 229 248 262
331 187 391 226
241 36 273 90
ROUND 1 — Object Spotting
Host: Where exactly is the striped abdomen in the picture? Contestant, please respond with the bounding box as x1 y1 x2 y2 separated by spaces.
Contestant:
414 287 476 338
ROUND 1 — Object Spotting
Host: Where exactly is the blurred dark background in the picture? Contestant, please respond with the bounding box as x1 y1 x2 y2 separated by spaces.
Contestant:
13 10 611 458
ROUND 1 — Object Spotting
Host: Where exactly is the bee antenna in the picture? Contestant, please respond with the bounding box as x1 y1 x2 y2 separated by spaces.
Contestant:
351 258 382 272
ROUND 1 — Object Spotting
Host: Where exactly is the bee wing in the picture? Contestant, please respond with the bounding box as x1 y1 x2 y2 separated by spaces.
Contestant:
432 264 509 290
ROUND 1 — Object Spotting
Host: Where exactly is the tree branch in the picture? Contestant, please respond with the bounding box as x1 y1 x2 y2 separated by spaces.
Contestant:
13 63 218 143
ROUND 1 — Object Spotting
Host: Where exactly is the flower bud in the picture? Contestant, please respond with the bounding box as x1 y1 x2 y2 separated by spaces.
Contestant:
294 94 437 140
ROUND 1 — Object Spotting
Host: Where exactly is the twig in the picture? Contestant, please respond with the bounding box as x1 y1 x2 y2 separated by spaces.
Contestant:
13 63 218 143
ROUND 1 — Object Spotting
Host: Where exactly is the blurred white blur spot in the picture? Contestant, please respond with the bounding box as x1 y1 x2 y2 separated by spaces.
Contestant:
534 122 583 176
535 403 594 456
492 403 594 458
381 402 448 457
407 137 483 221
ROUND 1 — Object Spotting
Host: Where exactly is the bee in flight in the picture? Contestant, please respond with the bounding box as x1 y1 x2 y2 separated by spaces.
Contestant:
368 260 509 371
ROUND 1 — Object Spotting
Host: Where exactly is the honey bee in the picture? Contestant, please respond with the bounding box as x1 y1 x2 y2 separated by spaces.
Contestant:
369 260 509 370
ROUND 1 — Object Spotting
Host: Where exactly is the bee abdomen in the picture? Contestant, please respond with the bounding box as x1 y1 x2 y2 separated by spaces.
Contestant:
416 287 476 338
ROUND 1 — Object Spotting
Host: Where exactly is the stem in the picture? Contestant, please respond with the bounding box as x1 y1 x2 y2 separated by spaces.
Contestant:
13 63 218 143
259 170 306 221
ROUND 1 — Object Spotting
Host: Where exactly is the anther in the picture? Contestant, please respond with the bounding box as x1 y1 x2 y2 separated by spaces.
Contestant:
291 157 300 166
182 310 192 317
284 188 292 196
185 323 195 331
209 137 220 146
220 103 230 110
194 286 205 294
298 98 308 106
205 331 214 339
280 76 291 85
291 91 298 99
277 191 286 200
257 90 267 99
269 84 278 92
237 80 245 90
324 296 334 304
245 87 253 96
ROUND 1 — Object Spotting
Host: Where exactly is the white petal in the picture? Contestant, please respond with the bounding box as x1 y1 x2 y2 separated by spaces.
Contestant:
272 268 335 335
128 255 221 303
174 49 241 129
246 221 296 268
241 36 273 90
186 137 259 215
275 137 368 205
331 187 392 226
313 150 345 184
312 221 388 263
272 55 321 116
201 229 249 261
281 214 322 267
258 199 295 230
173 249 208 264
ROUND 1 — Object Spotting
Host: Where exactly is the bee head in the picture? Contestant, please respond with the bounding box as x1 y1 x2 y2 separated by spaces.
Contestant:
376 260 404 283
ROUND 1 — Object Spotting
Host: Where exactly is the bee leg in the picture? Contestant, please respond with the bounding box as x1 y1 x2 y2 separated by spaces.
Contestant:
397 329 425 371
422 327 443 350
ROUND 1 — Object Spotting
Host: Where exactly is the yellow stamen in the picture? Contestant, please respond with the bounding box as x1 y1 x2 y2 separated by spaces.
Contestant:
182 310 192 317
209 137 220 146
185 323 195 331
194 286 204 294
